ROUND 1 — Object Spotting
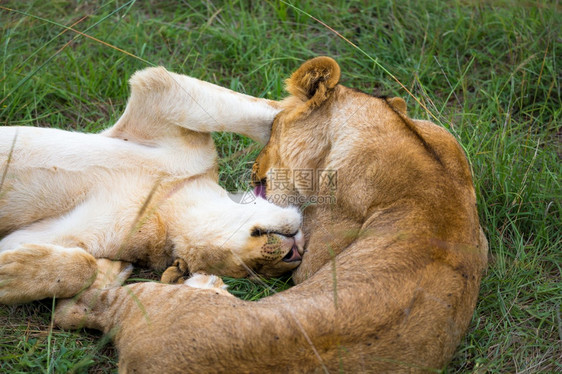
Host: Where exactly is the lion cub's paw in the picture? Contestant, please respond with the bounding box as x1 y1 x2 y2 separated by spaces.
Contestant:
93 259 133 289
161 258 189 284
0 244 97 305
184 273 232 296
55 259 132 330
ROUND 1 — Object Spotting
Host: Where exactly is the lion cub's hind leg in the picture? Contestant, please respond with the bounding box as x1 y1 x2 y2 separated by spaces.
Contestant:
0 243 97 305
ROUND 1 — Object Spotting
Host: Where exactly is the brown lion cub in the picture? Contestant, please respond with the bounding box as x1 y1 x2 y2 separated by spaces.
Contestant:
56 57 488 373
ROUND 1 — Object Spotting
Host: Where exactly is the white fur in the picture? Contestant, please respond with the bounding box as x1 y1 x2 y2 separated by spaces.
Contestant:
104 67 282 145
184 273 229 292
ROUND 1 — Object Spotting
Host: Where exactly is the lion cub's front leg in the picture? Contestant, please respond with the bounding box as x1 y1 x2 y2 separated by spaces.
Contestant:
0 243 97 304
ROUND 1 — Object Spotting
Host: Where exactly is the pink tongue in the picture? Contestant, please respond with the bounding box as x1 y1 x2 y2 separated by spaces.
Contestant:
254 184 266 199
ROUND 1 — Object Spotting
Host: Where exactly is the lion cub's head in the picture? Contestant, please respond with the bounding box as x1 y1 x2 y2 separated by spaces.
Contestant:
253 57 486 280
170 195 305 279
253 56 474 210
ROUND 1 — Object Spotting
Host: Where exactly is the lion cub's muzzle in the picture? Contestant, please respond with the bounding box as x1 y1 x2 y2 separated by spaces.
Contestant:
280 230 304 263
255 230 305 278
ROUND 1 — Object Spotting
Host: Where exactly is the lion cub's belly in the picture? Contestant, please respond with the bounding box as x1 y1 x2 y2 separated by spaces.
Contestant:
0 167 95 234
0 126 161 235
0 169 171 268
53 189 172 269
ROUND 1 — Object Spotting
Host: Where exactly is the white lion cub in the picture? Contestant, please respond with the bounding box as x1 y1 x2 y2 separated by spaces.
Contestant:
0 67 304 305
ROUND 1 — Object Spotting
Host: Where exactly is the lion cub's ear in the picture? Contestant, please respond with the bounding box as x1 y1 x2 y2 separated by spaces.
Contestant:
387 97 407 115
286 56 341 108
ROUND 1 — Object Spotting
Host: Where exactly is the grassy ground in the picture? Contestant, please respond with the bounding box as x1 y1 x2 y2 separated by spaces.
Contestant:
0 0 560 372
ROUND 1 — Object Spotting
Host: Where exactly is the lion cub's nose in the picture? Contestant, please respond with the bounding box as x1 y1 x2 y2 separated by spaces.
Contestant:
293 230 305 254
281 230 305 262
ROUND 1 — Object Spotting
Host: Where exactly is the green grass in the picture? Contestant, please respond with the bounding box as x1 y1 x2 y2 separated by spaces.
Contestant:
1 0 560 372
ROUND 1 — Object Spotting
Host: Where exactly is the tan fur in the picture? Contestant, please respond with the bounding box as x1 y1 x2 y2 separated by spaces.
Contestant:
0 67 304 305
55 57 488 373
160 259 190 284
0 244 98 304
